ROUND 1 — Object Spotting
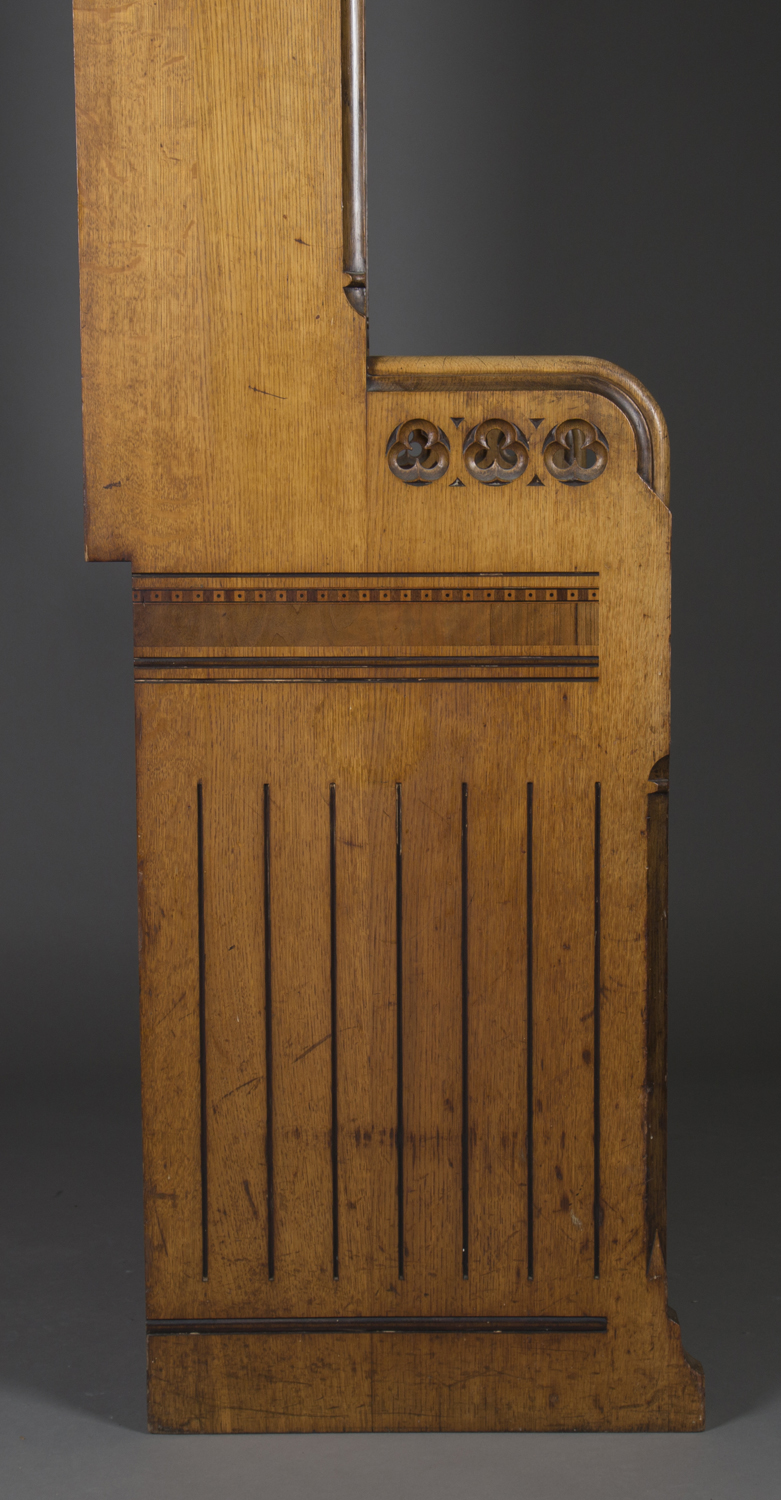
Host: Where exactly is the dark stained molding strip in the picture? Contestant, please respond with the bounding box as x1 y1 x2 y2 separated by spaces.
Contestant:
148 1315 607 1336
366 356 667 501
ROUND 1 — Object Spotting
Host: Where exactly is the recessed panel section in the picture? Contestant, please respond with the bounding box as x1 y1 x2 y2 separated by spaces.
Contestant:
134 586 598 656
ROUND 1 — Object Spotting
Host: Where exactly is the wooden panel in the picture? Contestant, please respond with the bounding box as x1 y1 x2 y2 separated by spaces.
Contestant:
139 682 611 1319
530 760 596 1295
200 741 268 1307
73 0 696 1431
127 347 700 1426
332 713 398 1311
74 0 366 571
366 382 648 576
148 1332 373 1433
461 739 529 1311
398 709 463 1307
262 704 336 1310
368 1301 702 1431
137 698 204 1319
133 599 595 653
146 1291 704 1431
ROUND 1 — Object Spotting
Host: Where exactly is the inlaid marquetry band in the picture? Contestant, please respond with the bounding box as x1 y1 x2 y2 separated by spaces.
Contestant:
133 585 600 604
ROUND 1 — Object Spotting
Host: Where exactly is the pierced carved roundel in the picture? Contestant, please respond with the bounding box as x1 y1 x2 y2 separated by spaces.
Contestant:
543 419 608 485
387 420 450 485
464 419 529 485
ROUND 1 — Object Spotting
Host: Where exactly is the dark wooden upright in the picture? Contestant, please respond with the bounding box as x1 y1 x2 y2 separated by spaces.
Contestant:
73 0 703 1431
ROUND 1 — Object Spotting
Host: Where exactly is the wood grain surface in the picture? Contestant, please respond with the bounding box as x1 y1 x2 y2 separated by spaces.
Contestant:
74 0 701 1434
74 0 366 570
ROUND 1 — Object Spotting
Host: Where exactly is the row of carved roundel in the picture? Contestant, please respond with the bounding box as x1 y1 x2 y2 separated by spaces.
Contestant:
387 418 608 486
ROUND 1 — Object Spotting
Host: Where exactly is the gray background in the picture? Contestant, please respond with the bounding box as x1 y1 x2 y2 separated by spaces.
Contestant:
1 1 778 1495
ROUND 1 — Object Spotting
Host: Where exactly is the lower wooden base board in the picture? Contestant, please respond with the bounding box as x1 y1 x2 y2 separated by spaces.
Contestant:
147 1320 704 1433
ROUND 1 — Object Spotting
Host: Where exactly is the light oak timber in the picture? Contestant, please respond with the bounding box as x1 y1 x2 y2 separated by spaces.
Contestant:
132 600 598 654
146 1301 702 1432
74 0 366 571
74 0 700 1433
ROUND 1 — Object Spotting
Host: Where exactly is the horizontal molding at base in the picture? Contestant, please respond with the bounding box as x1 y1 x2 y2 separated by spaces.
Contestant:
146 1315 704 1431
148 1315 608 1336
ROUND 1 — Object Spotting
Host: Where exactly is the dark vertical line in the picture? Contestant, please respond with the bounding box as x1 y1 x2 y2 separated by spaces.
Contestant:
594 781 602 1280
461 782 469 1279
526 782 534 1282
196 782 208 1283
330 783 339 1280
263 784 275 1281
395 783 405 1280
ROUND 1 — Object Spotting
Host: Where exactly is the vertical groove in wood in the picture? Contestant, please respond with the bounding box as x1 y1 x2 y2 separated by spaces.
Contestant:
330 783 339 1280
395 782 404 1281
263 783 275 1281
593 782 602 1280
461 782 469 1280
197 781 208 1283
526 781 534 1282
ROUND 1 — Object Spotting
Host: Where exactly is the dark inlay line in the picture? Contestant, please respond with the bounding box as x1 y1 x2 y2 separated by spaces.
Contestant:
594 782 602 1280
396 783 405 1280
263 784 275 1280
196 782 208 1283
134 656 599 670
135 671 600 686
134 571 600 579
329 783 339 1280
526 782 534 1282
149 1315 608 1336
461 782 469 1280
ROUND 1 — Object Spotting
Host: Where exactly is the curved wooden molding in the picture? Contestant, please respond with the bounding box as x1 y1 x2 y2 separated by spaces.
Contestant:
367 356 669 505
341 0 367 315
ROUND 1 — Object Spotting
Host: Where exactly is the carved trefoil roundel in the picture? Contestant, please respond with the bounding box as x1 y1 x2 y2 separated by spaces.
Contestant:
464 419 529 485
543 419 608 485
387 420 450 484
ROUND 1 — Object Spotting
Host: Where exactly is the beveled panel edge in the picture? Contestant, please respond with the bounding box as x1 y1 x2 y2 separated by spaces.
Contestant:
366 356 669 504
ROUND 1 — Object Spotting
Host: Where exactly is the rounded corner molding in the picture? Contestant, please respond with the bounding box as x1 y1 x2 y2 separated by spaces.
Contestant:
387 420 450 485
367 358 668 504
464 420 529 485
543 420 609 485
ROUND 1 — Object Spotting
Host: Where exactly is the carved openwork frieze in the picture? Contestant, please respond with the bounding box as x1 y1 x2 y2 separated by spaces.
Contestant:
464 420 529 484
543 419 608 484
385 413 611 489
387 420 450 484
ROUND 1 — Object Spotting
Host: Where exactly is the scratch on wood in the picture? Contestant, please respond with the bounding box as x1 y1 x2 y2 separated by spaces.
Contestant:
294 1033 331 1064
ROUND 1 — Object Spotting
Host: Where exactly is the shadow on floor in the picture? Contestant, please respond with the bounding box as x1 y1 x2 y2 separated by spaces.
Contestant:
0 1074 147 1432
666 1064 781 1427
